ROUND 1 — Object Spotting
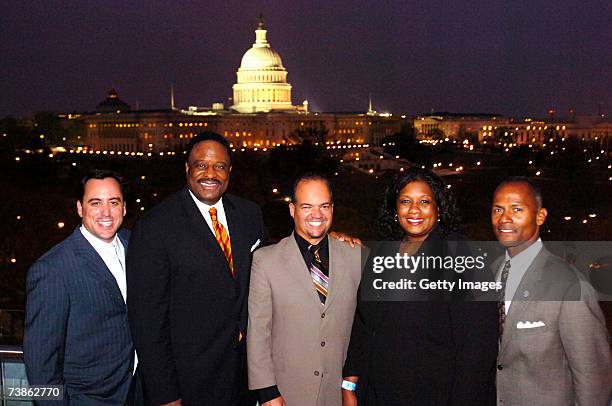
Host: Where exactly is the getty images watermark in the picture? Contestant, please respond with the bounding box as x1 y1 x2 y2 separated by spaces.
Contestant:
371 251 500 293
359 241 612 302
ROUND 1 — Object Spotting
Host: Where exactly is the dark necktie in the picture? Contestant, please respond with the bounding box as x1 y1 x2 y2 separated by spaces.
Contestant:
308 244 329 304
498 260 511 340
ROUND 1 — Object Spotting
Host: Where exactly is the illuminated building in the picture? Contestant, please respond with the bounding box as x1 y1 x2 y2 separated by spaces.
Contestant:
80 18 402 153
414 113 508 140
414 112 610 151
231 18 295 113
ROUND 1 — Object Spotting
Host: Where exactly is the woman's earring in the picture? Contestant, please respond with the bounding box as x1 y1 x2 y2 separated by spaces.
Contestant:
394 214 398 222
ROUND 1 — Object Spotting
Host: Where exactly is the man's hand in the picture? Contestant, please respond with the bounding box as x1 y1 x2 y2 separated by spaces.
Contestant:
342 389 357 406
263 396 286 406
329 231 363 248
161 400 182 406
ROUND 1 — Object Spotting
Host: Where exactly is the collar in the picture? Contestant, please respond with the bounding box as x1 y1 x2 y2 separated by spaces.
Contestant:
505 238 543 269
80 225 122 252
294 232 329 254
188 189 225 214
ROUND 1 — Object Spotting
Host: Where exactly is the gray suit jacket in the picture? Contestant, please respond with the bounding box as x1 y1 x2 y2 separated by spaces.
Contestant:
496 247 612 406
247 233 362 405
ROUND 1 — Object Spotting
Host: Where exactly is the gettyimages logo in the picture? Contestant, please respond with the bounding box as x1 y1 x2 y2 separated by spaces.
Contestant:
360 240 612 302
371 252 486 274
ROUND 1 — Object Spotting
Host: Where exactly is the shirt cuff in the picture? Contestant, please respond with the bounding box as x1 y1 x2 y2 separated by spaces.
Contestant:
257 385 281 404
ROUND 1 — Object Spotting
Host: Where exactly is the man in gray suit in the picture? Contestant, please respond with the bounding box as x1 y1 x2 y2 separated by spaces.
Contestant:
247 173 362 406
492 176 611 405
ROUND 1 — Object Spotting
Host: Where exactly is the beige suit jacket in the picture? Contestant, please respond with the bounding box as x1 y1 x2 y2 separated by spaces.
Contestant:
247 233 362 405
496 248 612 405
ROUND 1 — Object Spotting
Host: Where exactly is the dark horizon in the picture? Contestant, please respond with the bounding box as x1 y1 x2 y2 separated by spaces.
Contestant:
2 1 610 119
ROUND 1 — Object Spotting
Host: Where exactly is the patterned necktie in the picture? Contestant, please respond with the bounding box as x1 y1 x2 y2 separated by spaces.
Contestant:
498 260 511 340
209 207 235 278
309 244 329 304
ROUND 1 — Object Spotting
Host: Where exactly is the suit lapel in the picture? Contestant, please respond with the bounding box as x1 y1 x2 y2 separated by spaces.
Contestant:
499 249 549 356
323 237 340 311
224 195 248 279
71 228 125 307
285 233 324 309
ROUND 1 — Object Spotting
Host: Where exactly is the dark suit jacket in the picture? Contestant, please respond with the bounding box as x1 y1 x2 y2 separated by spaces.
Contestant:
343 229 498 405
24 228 134 406
127 188 265 406
495 247 612 405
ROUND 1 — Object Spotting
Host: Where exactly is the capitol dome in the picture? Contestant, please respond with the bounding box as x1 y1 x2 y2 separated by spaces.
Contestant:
231 18 294 113
240 44 284 71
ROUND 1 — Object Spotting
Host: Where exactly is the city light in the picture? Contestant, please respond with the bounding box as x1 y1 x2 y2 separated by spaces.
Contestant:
57 222 65 229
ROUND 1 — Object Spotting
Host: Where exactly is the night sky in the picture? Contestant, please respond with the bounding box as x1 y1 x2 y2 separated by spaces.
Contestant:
1 0 610 118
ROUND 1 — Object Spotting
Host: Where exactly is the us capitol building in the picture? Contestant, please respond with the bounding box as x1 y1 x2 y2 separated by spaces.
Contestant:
81 18 402 154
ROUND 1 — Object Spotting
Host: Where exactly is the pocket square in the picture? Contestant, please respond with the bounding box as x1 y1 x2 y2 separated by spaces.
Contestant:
516 320 546 329
250 239 261 253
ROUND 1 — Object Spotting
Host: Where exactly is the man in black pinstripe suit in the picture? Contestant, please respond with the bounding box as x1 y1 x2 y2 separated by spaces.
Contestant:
24 169 137 405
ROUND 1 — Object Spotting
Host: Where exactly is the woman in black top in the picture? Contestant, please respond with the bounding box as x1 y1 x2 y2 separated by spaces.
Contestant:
343 168 498 406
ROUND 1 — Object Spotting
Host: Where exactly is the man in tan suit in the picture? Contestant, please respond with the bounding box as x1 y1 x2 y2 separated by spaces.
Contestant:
492 177 611 405
247 173 362 406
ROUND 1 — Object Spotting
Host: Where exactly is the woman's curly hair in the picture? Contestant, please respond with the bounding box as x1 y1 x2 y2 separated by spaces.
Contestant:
378 167 461 239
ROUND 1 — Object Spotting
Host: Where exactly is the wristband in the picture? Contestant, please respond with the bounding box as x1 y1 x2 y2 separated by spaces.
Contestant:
341 380 357 391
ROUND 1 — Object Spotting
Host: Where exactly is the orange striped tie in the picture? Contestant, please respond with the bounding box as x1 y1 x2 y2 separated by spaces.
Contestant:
209 207 235 278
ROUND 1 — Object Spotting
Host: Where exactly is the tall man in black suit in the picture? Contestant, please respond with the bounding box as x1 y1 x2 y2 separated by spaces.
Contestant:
24 169 136 405
127 132 265 406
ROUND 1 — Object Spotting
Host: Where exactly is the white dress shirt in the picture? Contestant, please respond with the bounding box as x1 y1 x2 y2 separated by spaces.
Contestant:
80 225 127 302
188 190 231 237
496 238 543 314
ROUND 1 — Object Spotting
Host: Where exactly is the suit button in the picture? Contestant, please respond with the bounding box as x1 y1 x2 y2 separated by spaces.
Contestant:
497 364 503 371
314 371 320 376
321 313 325 318
321 341 326 347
